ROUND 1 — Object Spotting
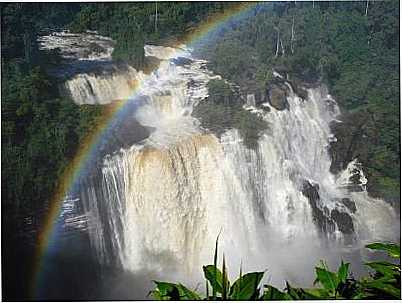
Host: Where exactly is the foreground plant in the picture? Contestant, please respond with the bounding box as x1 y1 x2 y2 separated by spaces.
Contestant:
149 242 400 300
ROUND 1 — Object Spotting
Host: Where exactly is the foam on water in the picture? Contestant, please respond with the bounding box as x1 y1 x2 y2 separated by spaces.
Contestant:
73 45 398 291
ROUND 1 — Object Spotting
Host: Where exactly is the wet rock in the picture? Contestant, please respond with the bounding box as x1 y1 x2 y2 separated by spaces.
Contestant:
324 98 338 115
330 209 354 234
144 56 161 73
302 181 320 206
302 180 355 235
268 83 289 111
295 86 309 101
288 78 309 101
301 180 335 234
273 65 288 77
88 42 105 55
328 110 373 175
340 198 357 213
172 57 193 66
98 102 150 157
260 103 271 112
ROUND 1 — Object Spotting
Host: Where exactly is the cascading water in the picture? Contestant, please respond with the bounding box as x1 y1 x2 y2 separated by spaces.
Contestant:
61 66 138 105
39 31 140 104
72 43 398 294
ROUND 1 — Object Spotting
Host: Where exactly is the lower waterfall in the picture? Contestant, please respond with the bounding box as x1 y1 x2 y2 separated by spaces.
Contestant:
72 45 398 294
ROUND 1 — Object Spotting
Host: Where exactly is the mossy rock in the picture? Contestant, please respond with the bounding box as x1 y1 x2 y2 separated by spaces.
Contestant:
268 84 289 111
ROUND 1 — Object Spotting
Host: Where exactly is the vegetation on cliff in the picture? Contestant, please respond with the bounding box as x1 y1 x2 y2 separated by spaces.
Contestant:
193 79 268 149
1 3 103 226
68 2 234 69
1 3 102 299
1 2 238 229
197 1 400 203
1 2 400 300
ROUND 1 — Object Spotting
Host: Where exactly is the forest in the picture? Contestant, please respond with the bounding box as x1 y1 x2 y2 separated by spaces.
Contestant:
1 1 400 300
196 1 399 203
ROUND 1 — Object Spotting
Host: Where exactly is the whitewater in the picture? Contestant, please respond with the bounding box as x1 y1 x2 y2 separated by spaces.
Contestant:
40 32 398 298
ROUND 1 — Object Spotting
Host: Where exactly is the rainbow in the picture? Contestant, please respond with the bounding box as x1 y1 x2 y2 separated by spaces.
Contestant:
32 2 258 298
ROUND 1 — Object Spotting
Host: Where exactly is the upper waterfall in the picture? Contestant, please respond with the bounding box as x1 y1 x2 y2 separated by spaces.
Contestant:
38 31 141 104
38 30 115 62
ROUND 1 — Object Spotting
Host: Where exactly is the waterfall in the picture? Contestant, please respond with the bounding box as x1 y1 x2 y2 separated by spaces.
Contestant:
62 66 139 104
39 31 140 105
38 30 115 61
72 45 398 290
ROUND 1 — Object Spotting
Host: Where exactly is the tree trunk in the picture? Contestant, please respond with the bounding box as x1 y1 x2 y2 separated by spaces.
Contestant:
155 1 158 32
365 0 369 16
291 16 295 54
275 27 280 58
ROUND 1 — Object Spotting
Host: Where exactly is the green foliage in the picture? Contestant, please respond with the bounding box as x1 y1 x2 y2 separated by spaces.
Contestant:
207 79 236 106
358 242 401 299
194 80 268 150
150 281 201 300
262 285 292 300
67 3 233 69
230 271 264 300
2 3 400 298
203 265 225 295
2 62 102 216
314 263 339 295
193 100 268 150
312 260 352 299
1 3 104 248
200 1 400 203
150 242 400 300
337 261 349 284
366 242 400 258
112 30 146 69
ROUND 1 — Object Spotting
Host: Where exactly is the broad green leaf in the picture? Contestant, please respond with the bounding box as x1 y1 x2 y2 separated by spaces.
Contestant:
229 271 264 300
352 291 367 300
203 265 224 294
365 261 400 277
152 281 201 300
366 242 400 258
362 275 398 287
302 288 330 299
149 290 166 300
285 281 302 300
337 261 350 284
262 285 293 300
176 284 202 300
153 281 178 298
363 279 401 299
315 267 339 292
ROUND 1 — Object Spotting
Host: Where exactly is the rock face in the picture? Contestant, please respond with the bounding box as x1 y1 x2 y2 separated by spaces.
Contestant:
330 209 354 234
267 83 289 110
301 180 355 235
287 77 310 101
329 105 400 207
329 110 374 175
301 181 335 234
328 109 394 199
99 107 150 157
340 198 357 213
